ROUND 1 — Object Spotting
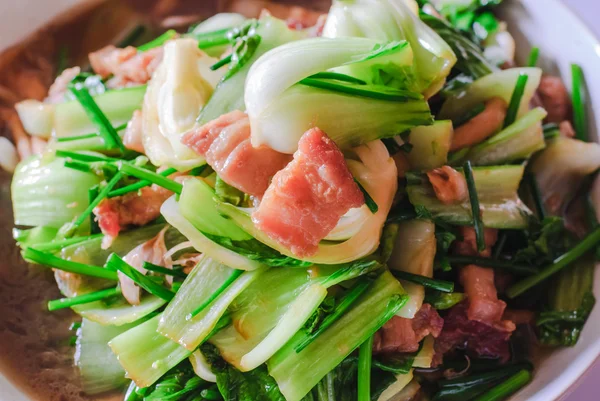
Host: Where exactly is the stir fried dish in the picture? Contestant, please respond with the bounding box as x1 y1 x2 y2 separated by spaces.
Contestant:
2 0 600 400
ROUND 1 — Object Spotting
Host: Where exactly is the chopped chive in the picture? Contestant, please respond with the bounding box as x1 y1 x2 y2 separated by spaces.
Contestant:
108 167 178 197
354 179 378 214
507 226 600 298
526 47 539 67
142 262 188 278
571 64 587 141
119 163 182 194
381 137 403 155
308 72 367 85
68 81 125 153
295 278 373 353
32 233 104 252
299 78 423 101
107 254 175 301
358 335 374 401
64 160 93 173
493 233 507 260
189 164 208 176
473 370 531 401
190 270 244 317
23 247 118 281
68 172 123 235
88 185 101 234
503 73 529 128
56 123 127 143
210 54 232 71
528 173 546 220
446 256 538 275
463 161 486 252
452 102 485 128
70 322 82 331
542 122 561 141
390 270 454 292
56 150 119 163
138 29 177 52
197 33 231 49
48 287 122 311
69 336 78 346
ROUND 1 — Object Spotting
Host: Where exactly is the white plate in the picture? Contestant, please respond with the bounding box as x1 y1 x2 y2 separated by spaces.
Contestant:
0 0 599 400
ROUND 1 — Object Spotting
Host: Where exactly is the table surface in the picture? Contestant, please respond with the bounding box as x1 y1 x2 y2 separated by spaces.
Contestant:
559 2 599 399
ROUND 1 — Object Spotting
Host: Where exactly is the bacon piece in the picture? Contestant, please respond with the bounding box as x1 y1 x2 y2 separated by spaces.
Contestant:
453 226 498 258
460 265 507 323
538 75 572 123
93 184 173 246
374 304 444 354
89 45 163 87
123 110 145 153
120 227 168 305
181 110 292 196
252 128 365 257
45 66 81 103
451 97 507 151
559 120 576 138
427 166 468 205
433 302 515 366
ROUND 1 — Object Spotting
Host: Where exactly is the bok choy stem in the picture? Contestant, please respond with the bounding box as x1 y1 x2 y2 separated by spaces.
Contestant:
23 247 118 281
190 269 244 317
358 335 374 401
507 226 600 298
48 287 121 311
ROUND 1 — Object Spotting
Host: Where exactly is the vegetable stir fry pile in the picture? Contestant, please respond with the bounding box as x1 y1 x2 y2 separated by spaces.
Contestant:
4 1 600 401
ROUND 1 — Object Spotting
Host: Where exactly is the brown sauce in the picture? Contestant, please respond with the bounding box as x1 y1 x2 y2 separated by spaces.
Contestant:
0 1 328 400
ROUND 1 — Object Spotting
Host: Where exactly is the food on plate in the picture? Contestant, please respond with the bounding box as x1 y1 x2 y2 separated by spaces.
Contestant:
1 0 599 401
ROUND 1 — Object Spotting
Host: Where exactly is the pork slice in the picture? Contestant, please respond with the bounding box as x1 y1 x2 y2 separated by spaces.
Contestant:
182 110 248 156
460 265 507 323
433 302 515 366
373 304 444 354
89 45 137 78
453 226 498 258
45 67 81 104
205 118 251 172
252 128 365 257
538 75 572 124
89 45 163 87
427 166 468 205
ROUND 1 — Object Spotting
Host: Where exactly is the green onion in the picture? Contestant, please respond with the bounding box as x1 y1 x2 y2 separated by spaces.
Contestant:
299 78 423 102
528 173 546 220
66 172 123 236
542 122 561 141
70 321 82 331
473 370 531 401
142 262 188 278
23 247 118 281
571 64 587 141
452 102 485 128
355 179 379 214
88 185 101 234
358 335 374 401
64 160 94 173
424 291 465 310
119 163 182 194
190 269 244 317
56 123 127 143
493 233 507 260
503 73 529 128
106 253 175 301
446 256 538 275
109 167 178 197
32 233 105 252
308 72 367 85
68 81 125 153
117 24 147 48
390 270 454 293
138 29 177 52
210 54 232 71
48 287 122 311
526 47 540 67
463 161 485 252
507 226 600 298
55 150 119 163
295 278 374 353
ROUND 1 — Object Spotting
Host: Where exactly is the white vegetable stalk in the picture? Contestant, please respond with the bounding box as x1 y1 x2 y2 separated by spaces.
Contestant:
142 38 224 169
190 349 217 382
15 100 54 138
0 137 18 172
322 0 456 96
191 13 246 34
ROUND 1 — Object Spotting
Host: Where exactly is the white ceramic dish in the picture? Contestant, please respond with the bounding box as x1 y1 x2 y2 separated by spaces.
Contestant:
0 0 599 400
